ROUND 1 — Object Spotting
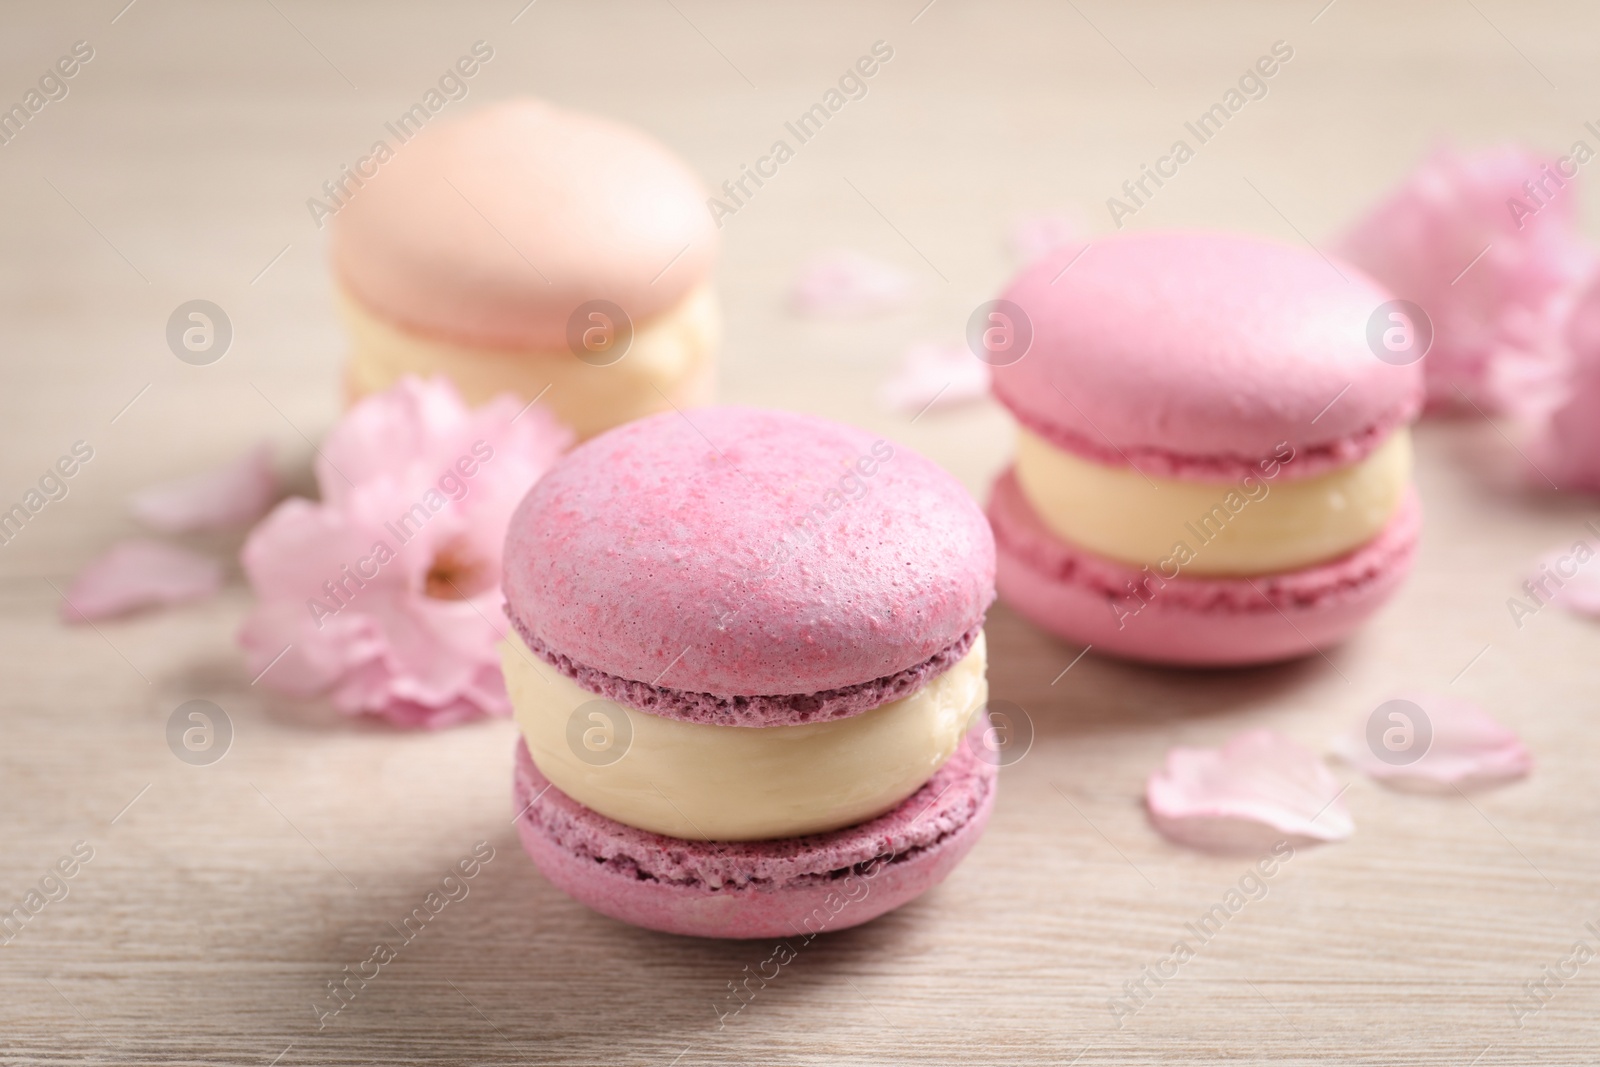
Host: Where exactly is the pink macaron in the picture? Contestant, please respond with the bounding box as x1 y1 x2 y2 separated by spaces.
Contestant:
987 231 1424 666
502 407 997 938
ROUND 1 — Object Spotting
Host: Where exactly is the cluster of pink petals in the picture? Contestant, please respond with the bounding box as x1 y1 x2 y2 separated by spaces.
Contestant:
130 443 281 532
1521 275 1600 491
62 540 223 623
1145 730 1354 853
1333 693 1532 791
1008 213 1079 263
878 342 991 415
789 249 915 318
239 376 570 729
1338 144 1595 412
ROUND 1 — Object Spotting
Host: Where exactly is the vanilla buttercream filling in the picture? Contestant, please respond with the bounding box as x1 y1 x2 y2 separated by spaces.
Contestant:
501 631 988 842
1014 428 1412 577
340 283 718 439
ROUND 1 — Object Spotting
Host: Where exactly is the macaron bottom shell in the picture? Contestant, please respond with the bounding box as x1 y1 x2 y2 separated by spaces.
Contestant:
511 726 996 940
988 468 1421 667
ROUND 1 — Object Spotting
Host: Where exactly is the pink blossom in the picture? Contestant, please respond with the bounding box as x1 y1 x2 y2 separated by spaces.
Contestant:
1338 144 1595 412
239 376 571 728
1146 729 1353 853
62 540 223 622
878 342 991 415
1333 693 1532 791
789 249 915 317
130 442 281 532
1521 275 1600 491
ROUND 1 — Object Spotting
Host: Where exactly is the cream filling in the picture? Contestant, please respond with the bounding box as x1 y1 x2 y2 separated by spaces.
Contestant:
340 283 719 439
502 631 988 842
1014 428 1412 576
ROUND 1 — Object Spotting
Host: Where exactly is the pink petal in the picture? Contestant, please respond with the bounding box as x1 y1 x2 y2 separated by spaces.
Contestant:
1532 540 1600 617
1519 275 1600 492
130 442 280 533
317 375 477 505
1008 213 1079 263
62 540 223 623
1333 693 1532 791
1337 143 1596 413
1483 345 1569 424
1147 730 1353 853
878 342 991 415
237 376 570 728
789 249 915 318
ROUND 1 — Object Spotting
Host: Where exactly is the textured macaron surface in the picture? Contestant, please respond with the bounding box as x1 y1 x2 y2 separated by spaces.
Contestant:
512 729 997 939
514 727 994 893
992 231 1423 480
503 407 995 698
330 98 716 351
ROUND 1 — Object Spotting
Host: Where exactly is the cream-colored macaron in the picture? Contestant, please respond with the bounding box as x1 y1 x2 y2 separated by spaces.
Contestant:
329 98 719 438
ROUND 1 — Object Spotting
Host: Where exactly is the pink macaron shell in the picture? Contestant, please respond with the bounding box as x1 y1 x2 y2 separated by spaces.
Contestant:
987 468 1420 666
502 407 995 698
512 729 996 940
993 231 1423 482
330 98 716 351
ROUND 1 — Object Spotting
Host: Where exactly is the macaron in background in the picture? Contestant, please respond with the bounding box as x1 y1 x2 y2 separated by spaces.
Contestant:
500 407 998 939
329 98 719 439
987 231 1424 666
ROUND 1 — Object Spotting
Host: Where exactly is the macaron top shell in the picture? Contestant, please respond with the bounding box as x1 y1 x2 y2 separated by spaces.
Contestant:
330 98 717 351
992 231 1423 481
503 407 995 698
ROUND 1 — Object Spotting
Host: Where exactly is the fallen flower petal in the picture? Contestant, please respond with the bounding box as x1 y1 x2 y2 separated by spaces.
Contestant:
1532 539 1600 617
1147 729 1353 853
1333 693 1532 791
1009 213 1079 263
130 442 281 533
62 540 223 623
789 249 915 318
879 342 990 415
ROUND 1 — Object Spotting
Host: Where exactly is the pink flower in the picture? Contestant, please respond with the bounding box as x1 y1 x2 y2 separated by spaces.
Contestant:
1338 144 1595 412
239 376 571 728
62 540 223 622
1333 693 1532 791
1522 275 1600 491
789 249 915 318
1146 730 1353 853
130 442 281 532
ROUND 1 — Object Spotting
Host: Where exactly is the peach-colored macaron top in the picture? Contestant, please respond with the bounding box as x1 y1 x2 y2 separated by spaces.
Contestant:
330 98 717 351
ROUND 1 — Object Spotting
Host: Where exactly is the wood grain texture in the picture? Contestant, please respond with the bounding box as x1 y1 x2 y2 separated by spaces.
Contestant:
2 1 1598 1064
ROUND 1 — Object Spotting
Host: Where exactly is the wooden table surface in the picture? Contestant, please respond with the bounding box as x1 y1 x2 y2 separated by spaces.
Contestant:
4 1 1599 1063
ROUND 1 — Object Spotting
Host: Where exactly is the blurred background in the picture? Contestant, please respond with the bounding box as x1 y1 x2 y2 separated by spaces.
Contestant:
3 2 1598 1064
6 0 1599 543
